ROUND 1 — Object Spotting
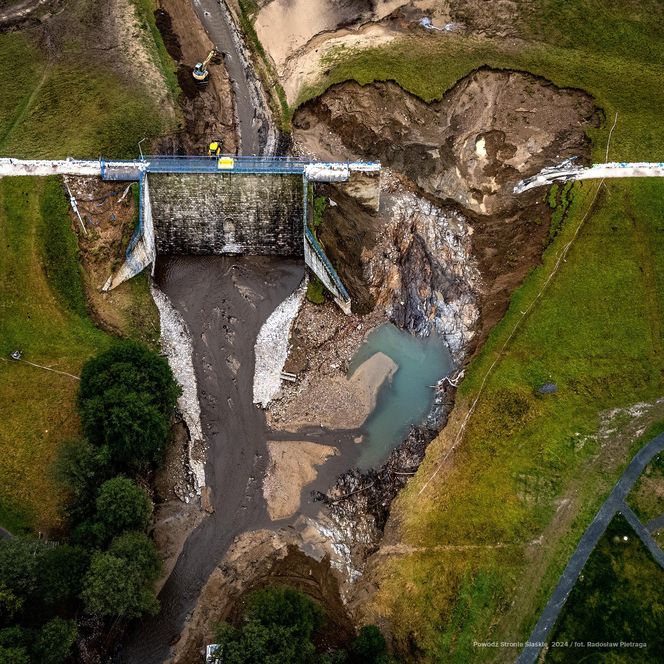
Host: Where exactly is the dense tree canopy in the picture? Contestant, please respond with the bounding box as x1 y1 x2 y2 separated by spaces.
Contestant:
37 545 89 608
0 540 42 602
54 439 113 523
78 341 180 470
33 618 77 664
214 586 323 664
81 532 160 619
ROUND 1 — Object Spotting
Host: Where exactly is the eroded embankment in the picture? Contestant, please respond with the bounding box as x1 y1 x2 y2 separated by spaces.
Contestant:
295 69 599 353
273 67 598 594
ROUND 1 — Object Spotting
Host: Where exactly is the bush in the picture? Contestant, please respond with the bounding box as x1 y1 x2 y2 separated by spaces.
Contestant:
78 341 180 470
349 625 390 664
34 618 77 664
95 477 152 538
82 532 160 619
306 278 326 305
214 586 325 664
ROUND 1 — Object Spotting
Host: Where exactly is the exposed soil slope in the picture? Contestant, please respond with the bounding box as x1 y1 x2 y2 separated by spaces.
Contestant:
294 69 598 350
154 0 237 154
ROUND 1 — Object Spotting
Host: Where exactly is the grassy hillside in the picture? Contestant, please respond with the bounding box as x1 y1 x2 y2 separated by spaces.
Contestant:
0 177 111 532
0 0 175 532
294 1 664 661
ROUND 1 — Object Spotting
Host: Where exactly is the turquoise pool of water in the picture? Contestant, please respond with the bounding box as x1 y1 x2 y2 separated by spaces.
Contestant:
348 323 453 470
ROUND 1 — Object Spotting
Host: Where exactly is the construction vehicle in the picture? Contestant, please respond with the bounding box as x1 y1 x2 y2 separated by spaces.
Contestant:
208 141 221 157
193 49 219 84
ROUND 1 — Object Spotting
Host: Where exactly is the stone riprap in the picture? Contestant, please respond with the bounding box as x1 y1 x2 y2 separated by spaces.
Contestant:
148 173 305 256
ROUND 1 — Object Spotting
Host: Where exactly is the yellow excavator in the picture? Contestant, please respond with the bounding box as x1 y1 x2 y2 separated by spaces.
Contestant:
208 141 221 157
192 48 219 84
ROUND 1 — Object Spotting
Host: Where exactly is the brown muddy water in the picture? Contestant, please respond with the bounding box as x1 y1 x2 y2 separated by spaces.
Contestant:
121 255 359 662
122 255 303 662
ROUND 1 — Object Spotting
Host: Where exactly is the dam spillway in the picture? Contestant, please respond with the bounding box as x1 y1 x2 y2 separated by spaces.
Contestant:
148 173 304 256
0 154 381 312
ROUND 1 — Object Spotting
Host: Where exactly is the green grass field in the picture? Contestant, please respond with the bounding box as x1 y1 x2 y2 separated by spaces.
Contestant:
291 1 664 661
0 176 111 531
0 2 174 533
545 515 664 662
628 453 664 523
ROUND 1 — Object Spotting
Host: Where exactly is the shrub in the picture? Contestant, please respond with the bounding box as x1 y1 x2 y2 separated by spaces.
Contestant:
95 477 152 538
306 278 326 305
214 586 325 664
349 625 390 664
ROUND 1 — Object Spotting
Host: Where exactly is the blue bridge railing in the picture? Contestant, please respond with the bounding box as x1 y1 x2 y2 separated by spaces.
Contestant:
146 155 314 175
304 226 350 302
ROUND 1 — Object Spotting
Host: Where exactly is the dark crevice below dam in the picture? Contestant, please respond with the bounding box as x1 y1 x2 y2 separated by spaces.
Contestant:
348 323 453 470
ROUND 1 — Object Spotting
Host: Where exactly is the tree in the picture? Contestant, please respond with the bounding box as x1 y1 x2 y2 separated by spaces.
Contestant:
34 618 77 664
0 626 30 664
78 341 179 470
81 533 160 619
0 645 29 664
109 532 161 581
79 341 180 414
0 539 43 599
54 438 112 523
0 584 22 625
349 625 390 664
214 586 324 664
95 477 152 537
37 545 90 608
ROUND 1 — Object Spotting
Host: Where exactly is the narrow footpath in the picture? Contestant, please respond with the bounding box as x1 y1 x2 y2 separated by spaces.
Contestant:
518 431 664 664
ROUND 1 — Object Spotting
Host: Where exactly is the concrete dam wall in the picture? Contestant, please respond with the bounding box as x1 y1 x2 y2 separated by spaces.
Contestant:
148 173 304 256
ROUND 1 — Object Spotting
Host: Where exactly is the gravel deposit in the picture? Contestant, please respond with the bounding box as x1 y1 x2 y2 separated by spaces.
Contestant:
253 277 307 408
150 281 206 493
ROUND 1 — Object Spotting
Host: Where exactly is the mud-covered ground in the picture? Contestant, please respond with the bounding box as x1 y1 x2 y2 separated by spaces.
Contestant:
153 0 237 154
120 256 303 663
294 68 598 352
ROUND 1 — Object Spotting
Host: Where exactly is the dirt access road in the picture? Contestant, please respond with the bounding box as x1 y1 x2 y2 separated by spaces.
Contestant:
121 256 304 663
192 0 264 155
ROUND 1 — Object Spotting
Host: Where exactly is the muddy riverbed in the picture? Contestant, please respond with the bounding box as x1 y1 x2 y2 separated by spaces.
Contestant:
122 256 303 662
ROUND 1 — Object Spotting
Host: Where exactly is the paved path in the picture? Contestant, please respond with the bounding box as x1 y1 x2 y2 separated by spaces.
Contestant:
647 512 664 533
518 432 664 664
